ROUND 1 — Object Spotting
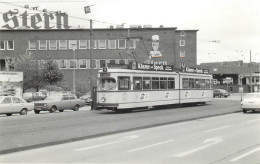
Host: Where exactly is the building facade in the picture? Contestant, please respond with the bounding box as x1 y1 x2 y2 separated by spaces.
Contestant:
0 27 198 92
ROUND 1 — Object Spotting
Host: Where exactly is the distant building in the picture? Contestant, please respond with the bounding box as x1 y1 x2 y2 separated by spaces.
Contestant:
0 28 198 92
200 60 260 92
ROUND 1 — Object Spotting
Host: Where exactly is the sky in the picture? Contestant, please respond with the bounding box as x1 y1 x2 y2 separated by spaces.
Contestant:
0 0 259 64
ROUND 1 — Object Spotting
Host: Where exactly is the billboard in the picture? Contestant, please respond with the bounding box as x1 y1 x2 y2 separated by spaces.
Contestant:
0 71 23 96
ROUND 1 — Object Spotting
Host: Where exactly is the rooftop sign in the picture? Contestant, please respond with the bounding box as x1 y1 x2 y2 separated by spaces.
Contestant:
1 9 71 30
132 63 176 72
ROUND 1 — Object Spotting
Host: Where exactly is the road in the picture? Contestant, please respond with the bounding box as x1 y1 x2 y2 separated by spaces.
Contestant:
1 112 259 163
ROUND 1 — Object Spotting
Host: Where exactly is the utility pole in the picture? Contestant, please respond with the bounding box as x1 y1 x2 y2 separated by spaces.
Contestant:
249 50 252 93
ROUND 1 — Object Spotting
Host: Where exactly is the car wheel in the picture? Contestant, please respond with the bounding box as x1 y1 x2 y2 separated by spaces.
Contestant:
73 105 79 111
59 109 64 112
34 110 40 114
50 106 57 113
20 109 28 115
243 109 247 113
6 113 12 116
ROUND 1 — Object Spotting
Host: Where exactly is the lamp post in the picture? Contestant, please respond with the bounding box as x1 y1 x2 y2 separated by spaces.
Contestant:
71 45 77 94
249 50 252 93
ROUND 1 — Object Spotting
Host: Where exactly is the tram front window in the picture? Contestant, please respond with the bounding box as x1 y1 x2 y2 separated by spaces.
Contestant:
97 78 116 91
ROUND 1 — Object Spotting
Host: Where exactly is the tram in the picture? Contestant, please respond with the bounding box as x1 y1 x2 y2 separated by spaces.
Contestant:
96 63 213 111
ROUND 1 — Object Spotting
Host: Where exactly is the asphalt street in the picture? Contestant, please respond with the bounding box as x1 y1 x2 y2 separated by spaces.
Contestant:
1 112 259 163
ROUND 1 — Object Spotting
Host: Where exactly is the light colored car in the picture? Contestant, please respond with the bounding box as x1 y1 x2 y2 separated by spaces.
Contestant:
241 93 260 113
34 94 85 114
0 95 34 116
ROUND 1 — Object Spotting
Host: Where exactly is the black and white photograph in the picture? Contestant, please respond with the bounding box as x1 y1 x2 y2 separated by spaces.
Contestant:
0 0 259 163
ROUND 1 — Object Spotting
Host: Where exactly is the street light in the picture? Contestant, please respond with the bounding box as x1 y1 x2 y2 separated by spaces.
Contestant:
71 45 77 94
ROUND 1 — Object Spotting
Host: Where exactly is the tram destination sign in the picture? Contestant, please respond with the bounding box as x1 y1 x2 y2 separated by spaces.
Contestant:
132 63 176 72
185 67 209 74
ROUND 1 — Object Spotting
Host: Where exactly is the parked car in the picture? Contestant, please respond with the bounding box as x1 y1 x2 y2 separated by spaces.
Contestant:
0 95 34 116
23 92 46 102
34 93 85 114
213 89 230 98
241 93 260 113
79 93 92 105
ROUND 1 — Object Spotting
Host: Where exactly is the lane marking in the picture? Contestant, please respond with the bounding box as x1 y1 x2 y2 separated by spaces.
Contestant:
127 139 174 152
230 147 260 162
76 135 139 151
173 136 223 157
247 119 260 123
204 126 230 133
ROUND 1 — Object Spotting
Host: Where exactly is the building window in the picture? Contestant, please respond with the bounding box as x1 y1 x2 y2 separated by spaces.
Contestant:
108 40 116 49
7 41 14 50
29 40 37 50
79 40 87 49
181 31 185 36
0 41 5 50
59 40 67 50
93 59 97 69
39 40 47 50
79 59 87 69
53 60 60 68
118 39 126 49
98 40 106 49
49 40 57 50
180 40 185 46
130 39 139 49
99 59 107 68
69 59 77 69
119 59 125 65
180 50 185 58
109 59 116 65
60 60 68 69
69 40 77 50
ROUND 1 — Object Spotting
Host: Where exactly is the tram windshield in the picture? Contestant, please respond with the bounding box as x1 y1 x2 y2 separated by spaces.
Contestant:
97 77 116 91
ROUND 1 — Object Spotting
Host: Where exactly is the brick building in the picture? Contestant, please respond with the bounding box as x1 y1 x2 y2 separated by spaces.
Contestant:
0 27 198 92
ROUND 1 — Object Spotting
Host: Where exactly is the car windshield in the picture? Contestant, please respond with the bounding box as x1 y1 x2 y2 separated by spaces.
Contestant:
45 94 62 101
244 94 260 99
97 77 116 91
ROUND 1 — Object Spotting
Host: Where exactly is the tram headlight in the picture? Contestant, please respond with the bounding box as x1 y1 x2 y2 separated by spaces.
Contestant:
101 97 106 102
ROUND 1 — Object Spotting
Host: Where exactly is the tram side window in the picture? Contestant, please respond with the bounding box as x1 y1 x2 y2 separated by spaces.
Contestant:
195 79 200 89
118 76 130 90
168 77 175 89
133 77 142 90
160 77 167 89
189 78 195 89
152 77 159 89
199 79 206 89
205 79 211 89
182 78 189 89
143 77 151 90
